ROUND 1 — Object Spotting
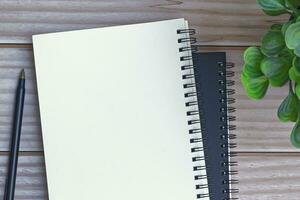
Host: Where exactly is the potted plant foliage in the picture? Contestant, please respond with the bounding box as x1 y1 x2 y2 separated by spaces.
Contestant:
242 0 300 147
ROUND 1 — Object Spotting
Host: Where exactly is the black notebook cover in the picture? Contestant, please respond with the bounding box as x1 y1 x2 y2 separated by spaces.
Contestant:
193 52 238 200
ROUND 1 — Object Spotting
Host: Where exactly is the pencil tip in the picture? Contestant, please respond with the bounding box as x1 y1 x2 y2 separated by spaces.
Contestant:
20 69 25 79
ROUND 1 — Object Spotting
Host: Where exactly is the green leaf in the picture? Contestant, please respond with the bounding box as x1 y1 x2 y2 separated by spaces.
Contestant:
257 0 288 16
295 45 300 57
264 9 288 15
271 24 283 31
296 83 300 97
293 56 300 73
285 22 300 50
289 66 300 83
282 20 295 36
285 0 300 10
261 57 291 87
243 64 263 78
241 72 269 100
291 118 300 148
261 30 285 56
243 47 264 67
279 47 295 63
278 83 298 122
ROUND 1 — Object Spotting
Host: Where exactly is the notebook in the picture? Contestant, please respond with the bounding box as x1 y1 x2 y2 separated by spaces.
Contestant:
193 52 238 200
32 19 209 200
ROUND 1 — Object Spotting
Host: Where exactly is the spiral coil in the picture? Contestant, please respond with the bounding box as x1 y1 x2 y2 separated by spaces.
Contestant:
217 61 239 200
177 28 209 199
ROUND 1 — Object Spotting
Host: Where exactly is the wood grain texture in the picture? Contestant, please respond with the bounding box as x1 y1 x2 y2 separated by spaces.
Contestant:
232 153 300 200
0 1 297 199
0 154 47 200
0 46 298 152
0 0 288 45
0 47 43 151
0 153 299 200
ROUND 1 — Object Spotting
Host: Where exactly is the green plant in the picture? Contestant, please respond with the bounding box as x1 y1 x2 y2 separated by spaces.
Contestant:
242 0 300 148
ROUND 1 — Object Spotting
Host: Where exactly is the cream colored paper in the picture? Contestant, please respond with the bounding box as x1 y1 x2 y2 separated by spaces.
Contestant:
33 19 208 200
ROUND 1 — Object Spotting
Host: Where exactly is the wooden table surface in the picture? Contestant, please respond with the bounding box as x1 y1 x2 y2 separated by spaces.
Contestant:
0 1 299 199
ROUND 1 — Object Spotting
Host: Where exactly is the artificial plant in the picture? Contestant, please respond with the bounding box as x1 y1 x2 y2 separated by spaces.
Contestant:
242 0 300 148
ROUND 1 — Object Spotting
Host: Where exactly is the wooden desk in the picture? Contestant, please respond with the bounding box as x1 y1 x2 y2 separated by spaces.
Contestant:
0 1 299 199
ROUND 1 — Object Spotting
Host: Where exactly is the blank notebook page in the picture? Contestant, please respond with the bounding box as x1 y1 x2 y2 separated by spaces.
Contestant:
33 19 207 200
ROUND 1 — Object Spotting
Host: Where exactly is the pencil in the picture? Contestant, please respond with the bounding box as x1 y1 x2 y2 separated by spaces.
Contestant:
4 69 26 200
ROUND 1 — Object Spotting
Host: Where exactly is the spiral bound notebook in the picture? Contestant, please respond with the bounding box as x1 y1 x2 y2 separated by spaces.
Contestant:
192 52 238 200
32 19 209 200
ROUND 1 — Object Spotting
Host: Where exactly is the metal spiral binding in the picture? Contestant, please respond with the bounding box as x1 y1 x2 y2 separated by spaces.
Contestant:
217 61 239 200
178 28 209 199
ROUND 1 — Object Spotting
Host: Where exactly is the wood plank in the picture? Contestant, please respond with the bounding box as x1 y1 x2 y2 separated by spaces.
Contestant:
0 153 299 200
0 47 43 151
0 46 298 152
0 0 288 45
0 154 47 200
232 153 300 200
